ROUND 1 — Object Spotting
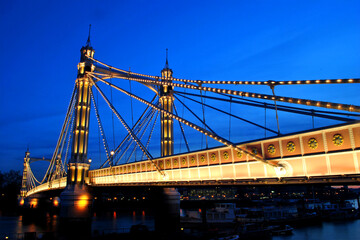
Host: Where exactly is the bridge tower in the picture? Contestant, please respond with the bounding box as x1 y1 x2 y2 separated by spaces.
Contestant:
19 151 30 205
160 49 174 157
155 50 181 235
60 31 95 222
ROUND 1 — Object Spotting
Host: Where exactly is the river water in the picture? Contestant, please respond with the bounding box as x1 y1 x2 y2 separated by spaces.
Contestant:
0 210 359 240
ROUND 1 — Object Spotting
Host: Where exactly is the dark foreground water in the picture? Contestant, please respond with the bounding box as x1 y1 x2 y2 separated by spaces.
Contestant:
0 210 359 240
272 220 360 240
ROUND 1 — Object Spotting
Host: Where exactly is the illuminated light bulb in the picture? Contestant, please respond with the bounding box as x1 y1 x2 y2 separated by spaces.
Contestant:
110 151 115 156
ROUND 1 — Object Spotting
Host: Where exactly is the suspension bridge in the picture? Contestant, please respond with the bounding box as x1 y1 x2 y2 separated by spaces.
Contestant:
19 30 360 225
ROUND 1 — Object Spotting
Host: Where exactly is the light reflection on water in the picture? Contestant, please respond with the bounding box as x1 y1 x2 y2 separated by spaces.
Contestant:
0 211 359 239
0 210 154 239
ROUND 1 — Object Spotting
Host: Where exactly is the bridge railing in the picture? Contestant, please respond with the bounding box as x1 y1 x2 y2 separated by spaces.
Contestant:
26 177 67 197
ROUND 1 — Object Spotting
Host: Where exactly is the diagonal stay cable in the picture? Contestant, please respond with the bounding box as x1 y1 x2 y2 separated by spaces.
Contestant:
101 97 158 168
174 95 217 134
175 91 356 122
142 109 160 160
173 103 190 152
217 92 360 117
115 107 156 165
125 108 157 163
90 77 166 176
113 104 157 166
89 73 280 168
43 83 77 183
175 92 279 135
90 90 110 159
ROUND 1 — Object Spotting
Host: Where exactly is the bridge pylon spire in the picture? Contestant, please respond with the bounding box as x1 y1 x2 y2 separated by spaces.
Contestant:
60 33 95 222
160 49 174 157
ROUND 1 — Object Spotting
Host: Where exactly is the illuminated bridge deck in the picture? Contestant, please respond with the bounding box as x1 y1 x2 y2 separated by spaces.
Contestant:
26 122 360 197
90 122 360 186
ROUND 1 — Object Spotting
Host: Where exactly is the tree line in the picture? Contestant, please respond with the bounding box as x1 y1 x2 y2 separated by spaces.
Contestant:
0 170 22 212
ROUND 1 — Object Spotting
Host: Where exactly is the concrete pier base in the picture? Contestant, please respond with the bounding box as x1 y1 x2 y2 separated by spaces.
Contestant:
60 185 92 220
153 187 181 236
59 185 92 239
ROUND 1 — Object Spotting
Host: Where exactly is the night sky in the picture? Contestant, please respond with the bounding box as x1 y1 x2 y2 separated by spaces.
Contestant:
1 0 359 175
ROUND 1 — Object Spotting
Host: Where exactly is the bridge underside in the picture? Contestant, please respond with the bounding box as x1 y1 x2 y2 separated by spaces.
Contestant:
26 122 360 197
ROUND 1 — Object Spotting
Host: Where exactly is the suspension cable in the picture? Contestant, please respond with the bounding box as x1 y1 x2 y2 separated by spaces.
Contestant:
109 77 116 149
199 85 208 149
86 55 360 85
229 96 232 141
270 85 281 135
98 73 360 113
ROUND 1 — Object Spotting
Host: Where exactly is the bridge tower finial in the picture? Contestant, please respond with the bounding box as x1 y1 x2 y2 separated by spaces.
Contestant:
165 48 169 69
86 24 91 47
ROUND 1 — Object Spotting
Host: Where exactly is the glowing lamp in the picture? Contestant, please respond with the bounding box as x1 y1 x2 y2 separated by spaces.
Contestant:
77 195 89 209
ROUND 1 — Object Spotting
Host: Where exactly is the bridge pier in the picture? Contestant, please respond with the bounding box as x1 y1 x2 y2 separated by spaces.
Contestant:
60 185 92 221
153 187 181 236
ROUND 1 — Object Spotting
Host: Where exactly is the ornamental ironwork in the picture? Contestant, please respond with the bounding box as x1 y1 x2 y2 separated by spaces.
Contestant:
286 141 296 152
267 144 276 155
332 134 344 146
210 153 216 161
252 148 258 155
308 138 318 149
223 151 229 159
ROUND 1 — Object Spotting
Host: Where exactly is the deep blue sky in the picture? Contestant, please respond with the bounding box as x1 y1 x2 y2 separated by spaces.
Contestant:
1 0 359 174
